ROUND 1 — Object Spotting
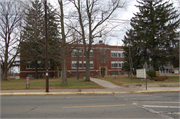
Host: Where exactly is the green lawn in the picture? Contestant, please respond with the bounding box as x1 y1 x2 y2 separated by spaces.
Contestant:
1 78 102 90
98 76 179 86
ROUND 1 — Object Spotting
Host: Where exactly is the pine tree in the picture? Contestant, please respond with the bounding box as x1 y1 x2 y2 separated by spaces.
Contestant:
123 0 180 71
21 0 60 78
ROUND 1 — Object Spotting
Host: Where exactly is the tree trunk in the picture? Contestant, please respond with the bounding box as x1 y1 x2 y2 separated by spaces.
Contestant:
35 60 38 79
85 56 90 81
153 57 158 71
3 40 9 81
59 0 67 84
2 69 8 80
61 54 67 84
153 62 158 71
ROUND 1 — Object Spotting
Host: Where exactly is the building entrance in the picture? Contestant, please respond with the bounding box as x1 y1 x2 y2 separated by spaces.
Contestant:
101 68 105 77
99 66 107 76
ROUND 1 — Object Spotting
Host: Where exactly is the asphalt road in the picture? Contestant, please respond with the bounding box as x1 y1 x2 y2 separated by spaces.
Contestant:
1 92 179 119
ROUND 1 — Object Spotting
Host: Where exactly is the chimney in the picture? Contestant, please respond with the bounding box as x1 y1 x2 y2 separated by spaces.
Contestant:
99 40 103 44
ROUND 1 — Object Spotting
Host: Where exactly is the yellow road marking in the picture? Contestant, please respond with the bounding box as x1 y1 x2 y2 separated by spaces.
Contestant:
63 104 126 108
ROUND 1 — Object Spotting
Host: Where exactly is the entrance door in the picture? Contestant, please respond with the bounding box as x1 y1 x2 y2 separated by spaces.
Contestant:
101 68 105 77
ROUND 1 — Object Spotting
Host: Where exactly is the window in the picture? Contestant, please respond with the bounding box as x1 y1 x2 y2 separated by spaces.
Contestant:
90 50 93 57
100 50 105 55
72 72 75 75
123 71 128 75
83 50 93 57
26 73 34 78
72 61 82 69
83 61 93 68
37 61 44 69
119 63 121 68
111 52 117 57
71 49 82 57
91 72 94 75
26 64 33 69
100 58 106 63
121 53 124 57
111 51 124 57
26 62 35 69
111 62 118 68
83 61 86 68
90 61 93 68
111 61 124 68
26 61 50 69
112 71 117 75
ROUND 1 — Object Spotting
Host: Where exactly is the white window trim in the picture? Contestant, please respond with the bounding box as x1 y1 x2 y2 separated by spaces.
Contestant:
111 51 124 57
83 50 93 57
71 49 82 57
83 61 94 68
72 61 82 69
26 61 50 69
111 61 124 68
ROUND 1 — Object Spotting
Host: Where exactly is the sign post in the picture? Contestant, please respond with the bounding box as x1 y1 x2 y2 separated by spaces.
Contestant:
26 77 30 89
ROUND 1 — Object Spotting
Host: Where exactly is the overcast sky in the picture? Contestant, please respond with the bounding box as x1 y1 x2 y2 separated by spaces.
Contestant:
48 0 138 46
49 0 179 46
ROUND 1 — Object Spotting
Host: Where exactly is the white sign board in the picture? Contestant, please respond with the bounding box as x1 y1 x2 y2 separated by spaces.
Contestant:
136 69 146 78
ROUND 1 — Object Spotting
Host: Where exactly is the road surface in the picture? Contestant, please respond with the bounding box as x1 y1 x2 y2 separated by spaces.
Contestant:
1 92 179 118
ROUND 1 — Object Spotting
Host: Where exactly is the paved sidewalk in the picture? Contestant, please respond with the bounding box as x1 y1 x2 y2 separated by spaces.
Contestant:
0 78 179 95
90 78 120 88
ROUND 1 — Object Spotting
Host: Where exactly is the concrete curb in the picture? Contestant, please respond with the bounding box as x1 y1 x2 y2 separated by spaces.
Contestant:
0 90 179 96
134 89 180 93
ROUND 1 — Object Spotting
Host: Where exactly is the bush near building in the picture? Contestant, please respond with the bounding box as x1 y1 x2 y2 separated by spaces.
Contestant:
147 70 156 78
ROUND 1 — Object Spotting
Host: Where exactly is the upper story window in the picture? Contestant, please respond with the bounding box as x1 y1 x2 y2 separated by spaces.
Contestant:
111 61 124 68
26 62 35 69
83 50 93 57
111 51 124 58
83 61 93 68
72 61 82 69
71 49 82 57
26 61 50 69
100 58 106 63
100 50 105 55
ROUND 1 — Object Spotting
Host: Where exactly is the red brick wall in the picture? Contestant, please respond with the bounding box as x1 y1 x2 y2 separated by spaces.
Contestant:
20 42 125 78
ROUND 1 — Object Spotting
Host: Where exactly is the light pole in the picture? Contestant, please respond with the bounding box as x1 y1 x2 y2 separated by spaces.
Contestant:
44 0 49 92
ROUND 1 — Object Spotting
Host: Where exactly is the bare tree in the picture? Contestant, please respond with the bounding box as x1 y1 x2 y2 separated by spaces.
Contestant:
0 0 24 80
58 0 67 84
71 0 125 81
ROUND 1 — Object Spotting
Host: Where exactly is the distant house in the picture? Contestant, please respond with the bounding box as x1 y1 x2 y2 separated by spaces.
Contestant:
20 40 126 78
159 63 174 74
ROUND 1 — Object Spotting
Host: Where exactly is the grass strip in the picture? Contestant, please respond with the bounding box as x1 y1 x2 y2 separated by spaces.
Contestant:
1 78 102 90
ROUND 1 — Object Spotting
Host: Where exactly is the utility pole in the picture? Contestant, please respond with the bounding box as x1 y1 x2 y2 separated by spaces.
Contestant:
44 0 49 92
